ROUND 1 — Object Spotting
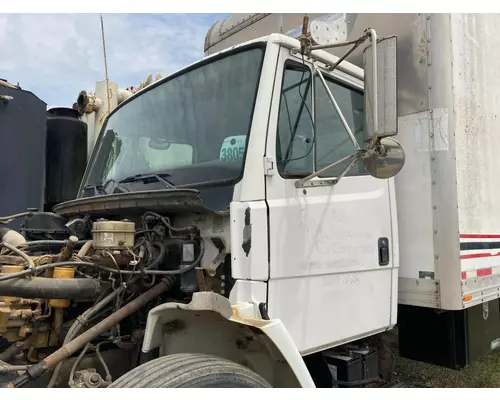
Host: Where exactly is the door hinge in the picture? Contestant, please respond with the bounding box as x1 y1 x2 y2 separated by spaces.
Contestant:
264 156 276 176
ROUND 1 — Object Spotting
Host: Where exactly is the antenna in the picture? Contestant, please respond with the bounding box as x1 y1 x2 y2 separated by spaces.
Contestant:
100 13 111 115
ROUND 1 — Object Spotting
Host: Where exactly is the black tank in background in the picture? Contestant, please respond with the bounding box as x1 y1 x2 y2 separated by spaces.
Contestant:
0 85 47 230
45 107 88 211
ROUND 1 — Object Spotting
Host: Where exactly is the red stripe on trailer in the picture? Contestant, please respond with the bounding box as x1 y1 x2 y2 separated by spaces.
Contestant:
477 267 493 277
461 271 467 280
460 234 500 239
460 253 500 259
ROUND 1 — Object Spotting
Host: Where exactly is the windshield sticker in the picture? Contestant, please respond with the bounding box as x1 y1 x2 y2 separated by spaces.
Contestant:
220 135 247 161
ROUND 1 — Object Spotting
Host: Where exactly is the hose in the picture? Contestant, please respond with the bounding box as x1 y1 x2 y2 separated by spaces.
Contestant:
0 242 34 273
0 211 33 225
16 240 87 253
11 277 175 388
23 240 83 247
0 276 107 299
95 341 112 382
47 285 127 388
142 211 195 234
0 341 25 362
0 261 97 282
77 240 93 258
68 343 91 386
94 239 204 276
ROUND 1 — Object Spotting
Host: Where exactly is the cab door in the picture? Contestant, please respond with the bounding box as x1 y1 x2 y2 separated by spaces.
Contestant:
264 47 398 354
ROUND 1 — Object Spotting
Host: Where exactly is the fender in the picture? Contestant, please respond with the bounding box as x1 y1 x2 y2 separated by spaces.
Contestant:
142 292 316 388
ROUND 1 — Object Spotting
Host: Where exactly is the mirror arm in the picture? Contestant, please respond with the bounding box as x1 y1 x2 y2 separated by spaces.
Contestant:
295 152 360 188
314 65 360 150
327 39 367 72
336 152 362 182
307 35 369 51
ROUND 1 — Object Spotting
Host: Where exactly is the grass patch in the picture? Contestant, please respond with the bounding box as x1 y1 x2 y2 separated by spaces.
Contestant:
395 351 500 388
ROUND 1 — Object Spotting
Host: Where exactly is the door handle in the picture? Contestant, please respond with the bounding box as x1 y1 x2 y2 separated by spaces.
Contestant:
378 237 390 266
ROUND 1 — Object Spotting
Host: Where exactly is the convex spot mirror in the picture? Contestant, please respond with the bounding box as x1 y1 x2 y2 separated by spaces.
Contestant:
363 35 398 139
362 137 405 179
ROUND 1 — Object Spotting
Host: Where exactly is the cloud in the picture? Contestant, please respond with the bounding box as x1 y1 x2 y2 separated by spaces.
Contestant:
0 13 227 107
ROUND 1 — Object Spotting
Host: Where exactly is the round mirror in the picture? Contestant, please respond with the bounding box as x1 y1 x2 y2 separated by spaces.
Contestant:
148 137 172 150
362 137 405 179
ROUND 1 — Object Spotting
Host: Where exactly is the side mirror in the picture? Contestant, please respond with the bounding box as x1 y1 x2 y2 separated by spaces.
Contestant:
363 35 398 139
362 137 405 179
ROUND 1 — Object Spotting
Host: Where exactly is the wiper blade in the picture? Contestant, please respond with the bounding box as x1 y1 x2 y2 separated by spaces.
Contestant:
83 179 128 196
82 184 105 196
119 173 176 189
102 178 129 194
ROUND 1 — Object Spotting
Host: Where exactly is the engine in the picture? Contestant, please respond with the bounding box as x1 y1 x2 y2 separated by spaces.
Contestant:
0 210 230 388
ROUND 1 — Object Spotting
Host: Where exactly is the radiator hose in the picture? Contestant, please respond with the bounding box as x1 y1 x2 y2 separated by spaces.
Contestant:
0 277 107 299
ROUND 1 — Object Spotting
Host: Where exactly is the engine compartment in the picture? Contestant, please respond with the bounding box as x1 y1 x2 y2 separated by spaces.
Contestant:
0 208 232 388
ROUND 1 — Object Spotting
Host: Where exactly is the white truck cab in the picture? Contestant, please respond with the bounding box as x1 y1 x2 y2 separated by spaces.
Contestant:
69 18 402 388
11 13 496 389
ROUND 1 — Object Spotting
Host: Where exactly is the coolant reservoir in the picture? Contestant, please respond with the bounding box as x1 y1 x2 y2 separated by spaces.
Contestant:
92 219 135 250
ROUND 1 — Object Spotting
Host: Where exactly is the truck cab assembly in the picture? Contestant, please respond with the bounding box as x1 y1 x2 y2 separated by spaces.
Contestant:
0 13 499 388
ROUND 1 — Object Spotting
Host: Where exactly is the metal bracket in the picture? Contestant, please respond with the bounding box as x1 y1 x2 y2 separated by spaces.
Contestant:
204 251 228 277
263 156 276 176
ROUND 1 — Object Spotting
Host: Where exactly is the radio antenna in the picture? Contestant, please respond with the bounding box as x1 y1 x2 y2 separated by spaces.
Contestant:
100 13 111 115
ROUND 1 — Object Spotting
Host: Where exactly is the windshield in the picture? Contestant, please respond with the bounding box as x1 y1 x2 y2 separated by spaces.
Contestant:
81 46 264 197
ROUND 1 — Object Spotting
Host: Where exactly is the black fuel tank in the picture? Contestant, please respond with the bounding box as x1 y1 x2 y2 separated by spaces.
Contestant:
45 107 88 210
0 85 46 229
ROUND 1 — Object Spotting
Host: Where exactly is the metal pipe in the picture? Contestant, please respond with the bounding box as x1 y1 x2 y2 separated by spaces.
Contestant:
314 66 360 150
47 285 125 388
336 152 362 181
328 39 366 71
9 278 174 387
310 37 366 51
0 361 31 373
295 152 358 187
60 236 79 262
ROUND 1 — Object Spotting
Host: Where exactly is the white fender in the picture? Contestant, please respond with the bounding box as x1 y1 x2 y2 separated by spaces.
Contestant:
142 292 315 388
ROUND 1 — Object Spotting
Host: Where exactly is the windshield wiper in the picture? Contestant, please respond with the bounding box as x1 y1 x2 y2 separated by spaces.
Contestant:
119 173 176 189
83 179 128 196
82 184 105 196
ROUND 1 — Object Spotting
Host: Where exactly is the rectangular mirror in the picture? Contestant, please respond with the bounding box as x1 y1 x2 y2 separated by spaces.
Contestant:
363 35 398 139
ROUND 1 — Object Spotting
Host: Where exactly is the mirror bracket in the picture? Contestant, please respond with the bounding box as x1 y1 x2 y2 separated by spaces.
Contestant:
294 136 405 188
295 152 361 188
314 65 361 151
